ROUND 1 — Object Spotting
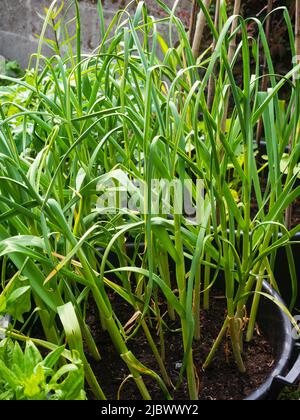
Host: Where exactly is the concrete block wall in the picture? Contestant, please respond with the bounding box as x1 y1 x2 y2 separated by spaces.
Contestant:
0 0 192 68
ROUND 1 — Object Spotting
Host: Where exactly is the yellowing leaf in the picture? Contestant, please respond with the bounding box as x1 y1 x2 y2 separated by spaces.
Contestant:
157 34 169 56
230 189 240 203
22 365 44 398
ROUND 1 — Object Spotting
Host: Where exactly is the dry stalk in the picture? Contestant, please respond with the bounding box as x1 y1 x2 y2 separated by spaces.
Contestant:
207 0 221 111
189 0 201 46
256 0 274 146
221 0 242 132
192 0 212 58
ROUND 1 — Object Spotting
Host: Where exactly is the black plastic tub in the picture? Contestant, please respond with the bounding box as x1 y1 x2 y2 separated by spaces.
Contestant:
245 281 300 400
274 232 300 312
102 244 300 400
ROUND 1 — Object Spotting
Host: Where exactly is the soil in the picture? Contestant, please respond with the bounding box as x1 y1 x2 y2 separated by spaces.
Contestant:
290 197 300 228
86 291 275 401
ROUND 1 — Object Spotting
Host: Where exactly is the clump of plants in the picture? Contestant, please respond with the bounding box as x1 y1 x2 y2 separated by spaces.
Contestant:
0 0 299 400
0 338 86 400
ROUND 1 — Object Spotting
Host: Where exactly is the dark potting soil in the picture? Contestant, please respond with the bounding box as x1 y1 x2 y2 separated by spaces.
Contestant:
290 196 300 228
86 292 275 401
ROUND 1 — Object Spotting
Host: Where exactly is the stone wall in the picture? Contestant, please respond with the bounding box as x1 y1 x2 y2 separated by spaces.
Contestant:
0 0 192 68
